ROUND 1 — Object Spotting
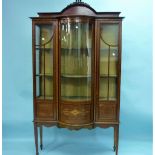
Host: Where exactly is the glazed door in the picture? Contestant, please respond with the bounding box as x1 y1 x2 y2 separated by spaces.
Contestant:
33 21 58 120
59 18 94 126
96 21 120 122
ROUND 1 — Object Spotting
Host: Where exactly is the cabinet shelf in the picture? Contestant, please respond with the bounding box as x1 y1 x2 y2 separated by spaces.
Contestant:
61 96 91 101
61 48 91 51
100 74 117 78
35 47 53 51
100 48 118 51
61 74 91 78
36 73 53 77
99 97 116 101
36 96 53 100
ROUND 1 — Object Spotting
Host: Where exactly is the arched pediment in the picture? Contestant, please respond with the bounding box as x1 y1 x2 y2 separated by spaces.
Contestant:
61 1 97 16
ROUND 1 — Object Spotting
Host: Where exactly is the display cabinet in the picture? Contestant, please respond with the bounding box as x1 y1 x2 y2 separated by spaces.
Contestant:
31 1 124 155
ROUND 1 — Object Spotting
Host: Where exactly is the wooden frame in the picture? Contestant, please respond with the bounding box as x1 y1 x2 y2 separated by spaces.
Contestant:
95 20 122 123
31 1 124 155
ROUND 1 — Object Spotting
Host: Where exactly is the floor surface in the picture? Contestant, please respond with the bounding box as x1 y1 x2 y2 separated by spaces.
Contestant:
2 123 152 155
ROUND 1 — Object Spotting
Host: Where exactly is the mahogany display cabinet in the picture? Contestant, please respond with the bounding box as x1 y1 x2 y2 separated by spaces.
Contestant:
30 1 124 155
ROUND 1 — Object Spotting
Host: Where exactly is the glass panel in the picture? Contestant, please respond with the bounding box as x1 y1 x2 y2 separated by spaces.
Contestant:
99 78 117 101
36 76 44 99
36 25 53 48
44 77 53 99
99 78 108 100
100 47 118 76
109 47 118 76
35 24 54 100
99 24 118 101
60 21 92 101
36 49 40 75
109 78 117 100
61 77 91 101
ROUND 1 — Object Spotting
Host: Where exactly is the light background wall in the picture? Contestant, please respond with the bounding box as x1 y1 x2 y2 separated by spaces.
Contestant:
2 0 152 155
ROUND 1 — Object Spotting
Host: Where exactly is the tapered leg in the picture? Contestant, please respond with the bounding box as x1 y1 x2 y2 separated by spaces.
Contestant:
114 125 119 155
40 126 43 150
34 123 39 155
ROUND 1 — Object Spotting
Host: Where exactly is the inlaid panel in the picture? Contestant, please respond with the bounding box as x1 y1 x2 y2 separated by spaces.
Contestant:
98 104 117 121
60 103 92 124
36 102 54 119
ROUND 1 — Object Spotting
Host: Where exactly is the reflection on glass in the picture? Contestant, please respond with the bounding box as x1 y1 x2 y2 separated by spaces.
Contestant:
36 25 53 48
35 25 54 99
99 24 118 101
100 47 118 76
61 21 92 101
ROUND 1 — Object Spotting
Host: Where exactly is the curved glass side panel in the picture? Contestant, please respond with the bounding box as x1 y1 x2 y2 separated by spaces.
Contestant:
60 21 92 101
35 24 54 100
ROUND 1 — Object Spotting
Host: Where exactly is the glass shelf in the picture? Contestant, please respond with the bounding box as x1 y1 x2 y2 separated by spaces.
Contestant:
100 48 118 52
36 73 53 77
61 74 91 78
61 48 91 51
99 97 116 101
100 74 117 78
61 96 91 101
35 47 53 52
36 96 53 100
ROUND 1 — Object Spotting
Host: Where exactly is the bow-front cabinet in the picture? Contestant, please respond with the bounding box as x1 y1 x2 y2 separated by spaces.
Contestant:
31 1 124 155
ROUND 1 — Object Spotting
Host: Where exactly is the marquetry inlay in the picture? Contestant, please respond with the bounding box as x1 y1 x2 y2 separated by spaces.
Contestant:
63 108 87 116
